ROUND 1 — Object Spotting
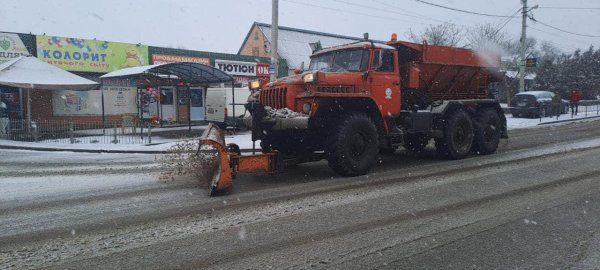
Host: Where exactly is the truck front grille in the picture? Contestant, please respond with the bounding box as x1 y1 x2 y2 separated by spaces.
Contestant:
260 87 287 109
316 85 355 93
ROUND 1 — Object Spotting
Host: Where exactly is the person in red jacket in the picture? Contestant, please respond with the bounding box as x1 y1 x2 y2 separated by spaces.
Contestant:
569 87 582 116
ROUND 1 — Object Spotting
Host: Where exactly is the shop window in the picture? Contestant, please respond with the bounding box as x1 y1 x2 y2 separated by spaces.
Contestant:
0 87 21 116
160 88 173 105
190 88 203 107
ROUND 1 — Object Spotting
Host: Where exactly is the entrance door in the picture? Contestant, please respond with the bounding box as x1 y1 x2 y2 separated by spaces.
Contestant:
159 87 176 122
189 87 205 121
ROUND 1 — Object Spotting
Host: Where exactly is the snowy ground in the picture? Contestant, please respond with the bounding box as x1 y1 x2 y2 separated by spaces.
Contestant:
1 111 599 152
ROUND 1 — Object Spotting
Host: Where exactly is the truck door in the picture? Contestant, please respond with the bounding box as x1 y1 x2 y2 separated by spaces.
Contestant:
370 49 401 117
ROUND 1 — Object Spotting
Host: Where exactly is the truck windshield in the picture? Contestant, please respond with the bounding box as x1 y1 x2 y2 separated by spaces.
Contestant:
308 49 369 72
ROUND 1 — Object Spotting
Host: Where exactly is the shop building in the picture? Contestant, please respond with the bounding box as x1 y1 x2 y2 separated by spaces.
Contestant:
0 32 37 120
0 31 287 124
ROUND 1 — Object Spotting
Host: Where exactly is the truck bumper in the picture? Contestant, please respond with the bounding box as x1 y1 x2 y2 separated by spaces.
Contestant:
244 115 309 130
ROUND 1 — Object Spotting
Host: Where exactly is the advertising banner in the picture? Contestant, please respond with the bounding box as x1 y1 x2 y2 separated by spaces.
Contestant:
52 90 101 115
151 54 210 65
36 35 149 73
215 59 270 77
52 89 136 116
0 33 31 63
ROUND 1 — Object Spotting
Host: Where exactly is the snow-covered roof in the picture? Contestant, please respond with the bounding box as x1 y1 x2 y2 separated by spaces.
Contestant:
0 56 99 90
99 63 164 78
100 62 233 84
256 23 363 69
505 70 536 80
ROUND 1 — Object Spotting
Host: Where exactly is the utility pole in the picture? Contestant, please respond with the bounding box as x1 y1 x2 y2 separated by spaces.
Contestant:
270 0 279 81
518 0 527 93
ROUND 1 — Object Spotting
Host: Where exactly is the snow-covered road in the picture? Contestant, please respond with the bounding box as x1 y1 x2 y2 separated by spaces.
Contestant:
2 118 600 269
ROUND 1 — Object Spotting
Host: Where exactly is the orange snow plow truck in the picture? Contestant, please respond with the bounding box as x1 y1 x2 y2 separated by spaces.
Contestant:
200 35 507 195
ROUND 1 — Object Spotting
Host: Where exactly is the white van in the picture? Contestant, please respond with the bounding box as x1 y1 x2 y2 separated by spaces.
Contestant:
205 87 251 129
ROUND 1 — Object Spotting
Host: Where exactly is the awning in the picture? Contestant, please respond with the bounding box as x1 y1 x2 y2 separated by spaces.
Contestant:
100 62 233 85
0 56 99 90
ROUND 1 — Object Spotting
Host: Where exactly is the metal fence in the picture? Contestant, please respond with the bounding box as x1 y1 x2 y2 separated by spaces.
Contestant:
507 100 600 122
0 119 154 144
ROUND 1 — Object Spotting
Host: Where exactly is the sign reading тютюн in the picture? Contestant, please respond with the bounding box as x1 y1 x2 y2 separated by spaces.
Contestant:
214 59 269 77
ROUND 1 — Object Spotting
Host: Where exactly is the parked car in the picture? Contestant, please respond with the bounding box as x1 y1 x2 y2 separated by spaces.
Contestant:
510 91 569 118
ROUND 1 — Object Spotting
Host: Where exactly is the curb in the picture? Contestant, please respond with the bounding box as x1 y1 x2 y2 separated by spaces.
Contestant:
537 115 600 125
0 144 167 154
0 144 258 154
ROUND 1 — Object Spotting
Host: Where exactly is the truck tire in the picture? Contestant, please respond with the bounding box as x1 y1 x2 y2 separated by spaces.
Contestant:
403 133 429 152
326 113 379 176
473 108 501 155
435 109 474 159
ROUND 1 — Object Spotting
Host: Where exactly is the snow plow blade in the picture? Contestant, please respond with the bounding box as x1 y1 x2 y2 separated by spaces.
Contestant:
198 123 279 196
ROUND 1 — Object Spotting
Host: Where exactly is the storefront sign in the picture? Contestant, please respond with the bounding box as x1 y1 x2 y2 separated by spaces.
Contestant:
103 87 137 115
151 54 210 65
36 35 149 73
215 59 269 77
0 33 31 63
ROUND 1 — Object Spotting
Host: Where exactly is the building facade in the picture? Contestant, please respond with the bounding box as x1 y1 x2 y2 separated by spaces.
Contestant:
0 31 287 124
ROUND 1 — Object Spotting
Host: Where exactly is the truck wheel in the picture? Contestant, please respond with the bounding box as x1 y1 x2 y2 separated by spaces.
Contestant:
326 113 379 176
435 109 474 159
404 133 430 152
473 108 501 155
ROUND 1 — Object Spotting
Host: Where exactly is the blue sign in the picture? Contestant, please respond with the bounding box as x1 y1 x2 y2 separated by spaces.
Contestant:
269 64 276 75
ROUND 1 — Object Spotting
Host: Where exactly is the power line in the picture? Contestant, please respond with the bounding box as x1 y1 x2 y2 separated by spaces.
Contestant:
412 0 516 18
527 26 584 52
538 6 600 10
332 0 450 25
495 8 522 34
529 16 600 38
281 0 430 26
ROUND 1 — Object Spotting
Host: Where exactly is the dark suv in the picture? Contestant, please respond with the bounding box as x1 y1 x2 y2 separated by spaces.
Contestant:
510 91 568 118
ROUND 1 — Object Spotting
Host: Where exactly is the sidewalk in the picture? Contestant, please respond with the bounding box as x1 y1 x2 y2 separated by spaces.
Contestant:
0 126 258 154
1 114 599 154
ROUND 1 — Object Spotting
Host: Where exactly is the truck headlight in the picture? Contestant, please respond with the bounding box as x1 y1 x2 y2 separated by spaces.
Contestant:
302 103 312 114
303 72 317 83
249 80 261 90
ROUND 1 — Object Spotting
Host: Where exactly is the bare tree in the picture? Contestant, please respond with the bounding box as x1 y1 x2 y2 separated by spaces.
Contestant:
407 23 463 47
466 23 511 52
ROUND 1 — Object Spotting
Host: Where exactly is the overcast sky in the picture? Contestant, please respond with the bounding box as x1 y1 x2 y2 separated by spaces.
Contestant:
1 0 598 55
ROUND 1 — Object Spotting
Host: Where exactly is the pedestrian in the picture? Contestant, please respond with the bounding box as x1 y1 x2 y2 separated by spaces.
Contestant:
569 87 582 116
552 91 562 119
